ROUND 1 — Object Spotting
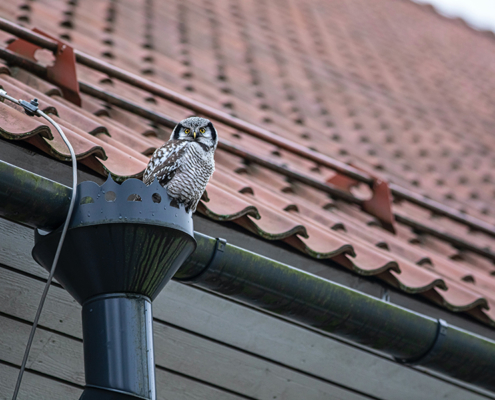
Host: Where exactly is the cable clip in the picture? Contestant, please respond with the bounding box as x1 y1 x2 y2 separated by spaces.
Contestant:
19 98 39 117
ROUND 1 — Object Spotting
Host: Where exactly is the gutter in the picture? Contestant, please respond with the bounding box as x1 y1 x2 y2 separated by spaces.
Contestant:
1 161 495 393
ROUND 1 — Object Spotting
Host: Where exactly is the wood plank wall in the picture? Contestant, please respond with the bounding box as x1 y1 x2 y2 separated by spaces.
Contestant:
0 218 493 400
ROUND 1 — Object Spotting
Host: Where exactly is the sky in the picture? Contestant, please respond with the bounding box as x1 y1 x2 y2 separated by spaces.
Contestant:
414 0 495 32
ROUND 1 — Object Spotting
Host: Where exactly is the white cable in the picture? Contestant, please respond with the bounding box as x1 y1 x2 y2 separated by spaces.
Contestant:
0 92 78 400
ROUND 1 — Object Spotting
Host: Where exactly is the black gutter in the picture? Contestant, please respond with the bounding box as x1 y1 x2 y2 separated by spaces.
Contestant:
176 234 495 391
0 161 69 230
1 161 495 393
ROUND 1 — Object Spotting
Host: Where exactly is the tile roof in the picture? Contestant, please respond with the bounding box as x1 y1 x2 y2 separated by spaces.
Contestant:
1 0 495 326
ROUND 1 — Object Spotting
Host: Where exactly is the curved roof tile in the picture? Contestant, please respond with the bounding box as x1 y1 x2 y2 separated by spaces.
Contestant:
1 0 495 327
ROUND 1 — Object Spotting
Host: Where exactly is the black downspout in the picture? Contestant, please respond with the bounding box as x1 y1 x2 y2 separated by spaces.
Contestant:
81 294 155 400
31 176 197 399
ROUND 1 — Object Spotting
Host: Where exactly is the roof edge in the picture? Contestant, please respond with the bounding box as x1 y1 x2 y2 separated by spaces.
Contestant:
408 0 495 40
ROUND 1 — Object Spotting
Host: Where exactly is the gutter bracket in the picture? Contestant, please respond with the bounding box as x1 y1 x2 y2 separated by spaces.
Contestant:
7 28 81 106
395 319 448 365
181 237 227 283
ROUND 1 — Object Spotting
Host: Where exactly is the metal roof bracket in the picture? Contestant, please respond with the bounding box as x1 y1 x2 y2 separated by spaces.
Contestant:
327 168 396 234
7 28 81 106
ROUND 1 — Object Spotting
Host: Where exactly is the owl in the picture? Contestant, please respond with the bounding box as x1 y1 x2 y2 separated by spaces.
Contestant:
143 116 218 213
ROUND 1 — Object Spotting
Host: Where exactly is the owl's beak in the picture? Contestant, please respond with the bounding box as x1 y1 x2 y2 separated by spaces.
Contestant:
193 131 197 139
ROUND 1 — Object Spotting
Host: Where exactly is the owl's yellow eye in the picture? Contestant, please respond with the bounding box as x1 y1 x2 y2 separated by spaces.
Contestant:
184 128 190 134
199 128 206 134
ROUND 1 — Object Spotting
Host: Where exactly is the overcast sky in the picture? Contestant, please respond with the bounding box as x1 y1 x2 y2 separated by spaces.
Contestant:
414 0 495 32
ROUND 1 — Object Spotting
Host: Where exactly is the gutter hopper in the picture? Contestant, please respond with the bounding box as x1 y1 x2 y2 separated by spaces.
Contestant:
32 176 196 399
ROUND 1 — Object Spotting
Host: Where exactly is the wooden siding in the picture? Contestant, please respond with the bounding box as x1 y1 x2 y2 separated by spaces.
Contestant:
0 217 493 400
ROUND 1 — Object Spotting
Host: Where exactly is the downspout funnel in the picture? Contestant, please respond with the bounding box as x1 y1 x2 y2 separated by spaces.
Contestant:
32 177 196 399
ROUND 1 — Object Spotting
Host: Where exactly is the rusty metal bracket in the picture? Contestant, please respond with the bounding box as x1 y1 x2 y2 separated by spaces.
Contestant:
7 28 81 106
327 167 396 234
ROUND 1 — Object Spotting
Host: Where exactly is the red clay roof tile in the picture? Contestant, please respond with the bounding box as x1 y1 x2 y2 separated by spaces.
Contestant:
0 102 52 140
198 183 260 221
1 0 495 327
0 75 107 135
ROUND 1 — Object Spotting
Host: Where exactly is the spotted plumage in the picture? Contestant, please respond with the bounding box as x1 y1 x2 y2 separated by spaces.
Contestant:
143 117 217 212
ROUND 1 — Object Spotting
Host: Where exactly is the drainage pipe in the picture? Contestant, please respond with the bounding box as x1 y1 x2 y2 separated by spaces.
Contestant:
0 161 69 230
1 162 495 392
31 176 196 400
81 294 156 400
176 234 495 392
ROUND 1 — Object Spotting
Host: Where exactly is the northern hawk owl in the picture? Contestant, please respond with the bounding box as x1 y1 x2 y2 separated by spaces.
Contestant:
143 117 218 212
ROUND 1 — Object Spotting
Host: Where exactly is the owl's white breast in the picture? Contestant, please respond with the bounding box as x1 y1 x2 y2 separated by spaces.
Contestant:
165 141 215 208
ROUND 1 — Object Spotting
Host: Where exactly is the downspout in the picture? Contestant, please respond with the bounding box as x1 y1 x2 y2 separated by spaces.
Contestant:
31 175 197 399
1 161 495 393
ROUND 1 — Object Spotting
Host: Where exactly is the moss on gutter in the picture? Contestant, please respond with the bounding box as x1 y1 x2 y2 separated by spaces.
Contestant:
0 161 70 230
